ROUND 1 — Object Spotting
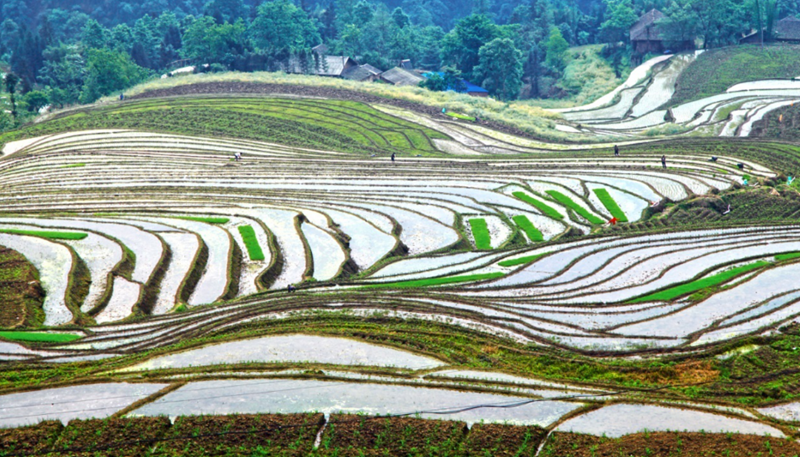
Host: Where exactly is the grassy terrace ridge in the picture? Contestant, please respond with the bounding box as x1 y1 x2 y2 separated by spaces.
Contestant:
237 225 265 261
0 331 82 343
468 218 492 250
445 111 476 121
512 215 544 242
174 216 230 224
669 44 800 107
512 192 564 220
775 252 800 261
592 188 628 222
0 229 88 240
362 272 504 289
96 72 572 143
0 97 451 157
498 252 550 267
545 190 605 225
629 261 771 303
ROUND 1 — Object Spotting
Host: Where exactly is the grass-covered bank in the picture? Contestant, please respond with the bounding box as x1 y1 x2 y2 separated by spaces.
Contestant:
89 72 577 142
669 44 800 107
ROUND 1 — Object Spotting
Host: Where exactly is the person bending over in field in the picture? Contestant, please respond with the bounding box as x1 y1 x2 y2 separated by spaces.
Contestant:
391 152 396 162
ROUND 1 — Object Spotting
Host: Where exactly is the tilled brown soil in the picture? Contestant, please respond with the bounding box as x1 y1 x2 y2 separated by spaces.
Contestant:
128 81 542 141
0 246 44 328
154 413 324 456
459 423 547 456
319 414 467 456
539 431 800 457
0 420 62 455
49 416 171 456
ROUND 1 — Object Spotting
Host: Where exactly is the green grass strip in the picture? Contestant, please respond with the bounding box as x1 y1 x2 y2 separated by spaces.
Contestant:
0 229 88 240
545 190 605 225
512 215 543 242
776 252 800 261
498 252 550 267
60 163 85 168
175 216 230 224
364 272 504 289
512 192 563 220
445 112 476 121
629 261 771 303
469 218 492 250
238 225 265 261
0 331 82 343
592 188 628 222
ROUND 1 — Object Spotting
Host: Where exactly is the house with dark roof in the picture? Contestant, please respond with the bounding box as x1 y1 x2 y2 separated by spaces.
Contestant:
630 9 693 55
379 67 424 86
775 16 800 42
341 64 383 82
285 54 358 77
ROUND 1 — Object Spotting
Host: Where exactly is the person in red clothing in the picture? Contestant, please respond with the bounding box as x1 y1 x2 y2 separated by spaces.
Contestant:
609 217 619 225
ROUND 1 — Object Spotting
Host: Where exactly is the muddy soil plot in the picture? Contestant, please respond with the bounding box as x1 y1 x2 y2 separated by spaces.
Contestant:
319 415 466 456
153 413 324 456
539 431 800 457
0 420 62 455
49 416 171 456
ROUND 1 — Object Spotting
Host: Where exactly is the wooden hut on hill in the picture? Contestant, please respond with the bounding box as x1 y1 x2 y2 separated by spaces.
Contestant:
775 16 800 42
630 9 693 55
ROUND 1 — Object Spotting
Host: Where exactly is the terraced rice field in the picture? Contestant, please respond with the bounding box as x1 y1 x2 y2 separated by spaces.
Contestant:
549 50 800 139
2 85 800 449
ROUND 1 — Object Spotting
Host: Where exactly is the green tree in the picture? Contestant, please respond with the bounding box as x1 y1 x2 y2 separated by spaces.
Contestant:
81 19 107 49
544 26 568 72
440 14 499 80
3 73 19 120
249 0 321 56
599 0 637 43
474 37 522 100
392 7 411 28
40 44 86 107
22 90 48 112
182 16 248 68
80 48 147 103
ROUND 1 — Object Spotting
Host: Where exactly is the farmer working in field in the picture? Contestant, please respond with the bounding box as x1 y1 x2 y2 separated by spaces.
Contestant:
391 152 395 162
614 145 619 156
661 155 666 169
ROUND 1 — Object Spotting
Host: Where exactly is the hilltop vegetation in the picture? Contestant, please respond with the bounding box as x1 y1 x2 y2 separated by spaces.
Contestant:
669 44 800 107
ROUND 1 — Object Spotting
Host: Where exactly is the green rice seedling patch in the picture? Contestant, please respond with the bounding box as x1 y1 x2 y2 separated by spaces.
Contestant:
403 129 435 150
630 261 770 303
174 216 230 224
592 188 628 222
512 192 564 220
445 111 477 121
776 252 800 261
378 130 413 149
469 218 492 250
238 225 265 261
545 190 605 224
0 229 88 240
363 272 504 289
512 215 544 242
498 252 550 267
0 331 82 343
59 163 85 168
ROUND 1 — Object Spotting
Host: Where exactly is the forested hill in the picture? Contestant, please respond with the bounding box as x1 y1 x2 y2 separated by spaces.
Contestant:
2 0 604 31
1 0 799 128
